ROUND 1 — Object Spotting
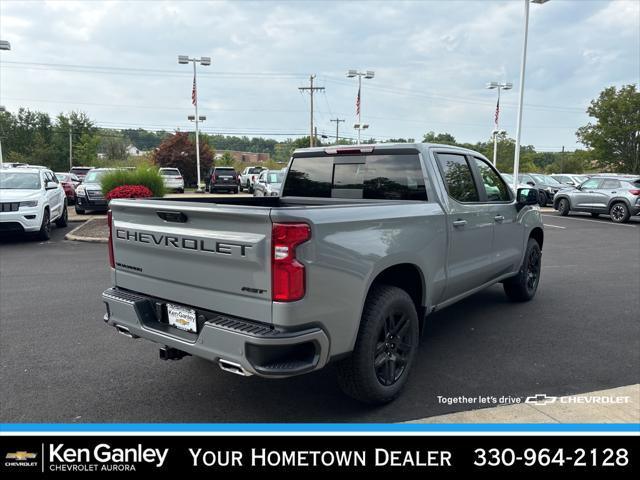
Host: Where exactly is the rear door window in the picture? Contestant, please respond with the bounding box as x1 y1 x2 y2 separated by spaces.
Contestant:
435 153 479 202
601 179 621 189
282 154 427 200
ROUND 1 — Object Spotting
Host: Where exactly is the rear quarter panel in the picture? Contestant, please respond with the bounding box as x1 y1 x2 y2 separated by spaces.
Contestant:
270 202 447 356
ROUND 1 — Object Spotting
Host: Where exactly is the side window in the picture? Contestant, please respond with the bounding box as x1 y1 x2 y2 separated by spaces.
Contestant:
472 157 511 201
520 175 535 186
581 179 601 189
283 157 332 197
435 153 479 202
601 179 620 189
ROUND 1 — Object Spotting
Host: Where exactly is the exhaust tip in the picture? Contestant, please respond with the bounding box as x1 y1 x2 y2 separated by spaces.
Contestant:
219 359 252 376
115 325 138 339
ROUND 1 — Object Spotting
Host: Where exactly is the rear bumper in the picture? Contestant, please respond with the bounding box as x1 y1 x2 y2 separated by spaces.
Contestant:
102 287 330 378
210 184 238 191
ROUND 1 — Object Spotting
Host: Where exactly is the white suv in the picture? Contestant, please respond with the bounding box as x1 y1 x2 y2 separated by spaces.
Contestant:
158 167 185 193
0 167 68 240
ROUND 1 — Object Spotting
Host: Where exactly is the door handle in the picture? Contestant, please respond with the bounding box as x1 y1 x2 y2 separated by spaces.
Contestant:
452 219 467 227
494 215 505 223
611 191 617 194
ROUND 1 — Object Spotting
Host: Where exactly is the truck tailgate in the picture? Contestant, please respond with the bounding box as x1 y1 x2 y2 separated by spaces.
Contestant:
109 199 272 322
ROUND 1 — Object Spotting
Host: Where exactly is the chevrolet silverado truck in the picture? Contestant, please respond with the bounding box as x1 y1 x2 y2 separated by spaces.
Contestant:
102 143 543 404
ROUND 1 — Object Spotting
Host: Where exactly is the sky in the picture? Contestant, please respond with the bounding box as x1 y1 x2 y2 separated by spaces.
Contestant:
0 0 638 151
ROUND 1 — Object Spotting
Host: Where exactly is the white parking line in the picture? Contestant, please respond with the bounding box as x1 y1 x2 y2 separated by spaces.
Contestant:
542 214 638 228
543 224 566 229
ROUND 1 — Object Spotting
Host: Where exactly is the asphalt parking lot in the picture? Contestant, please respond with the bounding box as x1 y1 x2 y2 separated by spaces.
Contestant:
1 211 638 423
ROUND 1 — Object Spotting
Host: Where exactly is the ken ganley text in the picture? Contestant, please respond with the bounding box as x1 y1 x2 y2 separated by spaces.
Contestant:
190 448 452 468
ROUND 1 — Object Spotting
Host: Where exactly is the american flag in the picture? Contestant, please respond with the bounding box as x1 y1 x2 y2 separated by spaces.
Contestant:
192 75 197 106
356 86 361 116
494 97 500 127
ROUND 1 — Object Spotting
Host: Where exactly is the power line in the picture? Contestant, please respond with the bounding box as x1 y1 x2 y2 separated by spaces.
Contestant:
1 60 586 113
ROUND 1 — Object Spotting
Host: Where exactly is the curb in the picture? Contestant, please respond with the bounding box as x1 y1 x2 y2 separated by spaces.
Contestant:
64 218 108 244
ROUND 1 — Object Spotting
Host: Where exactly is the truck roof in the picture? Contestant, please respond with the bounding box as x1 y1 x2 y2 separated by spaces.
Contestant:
292 142 482 156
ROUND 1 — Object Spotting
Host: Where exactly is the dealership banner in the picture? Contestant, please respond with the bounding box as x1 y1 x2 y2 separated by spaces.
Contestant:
1 435 635 475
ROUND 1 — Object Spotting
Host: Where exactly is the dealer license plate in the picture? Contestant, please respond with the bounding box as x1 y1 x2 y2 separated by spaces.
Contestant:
167 304 197 333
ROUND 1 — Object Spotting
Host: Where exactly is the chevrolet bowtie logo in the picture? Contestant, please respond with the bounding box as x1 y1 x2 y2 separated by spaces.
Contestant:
525 393 558 406
6 451 37 461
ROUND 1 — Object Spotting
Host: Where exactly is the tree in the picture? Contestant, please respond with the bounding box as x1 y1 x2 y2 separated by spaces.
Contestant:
153 132 214 186
577 84 640 174
74 133 101 165
423 131 457 144
217 152 235 166
100 131 130 162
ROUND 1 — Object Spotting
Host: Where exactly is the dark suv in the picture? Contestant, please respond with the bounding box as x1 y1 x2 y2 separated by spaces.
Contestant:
519 173 565 206
206 167 239 194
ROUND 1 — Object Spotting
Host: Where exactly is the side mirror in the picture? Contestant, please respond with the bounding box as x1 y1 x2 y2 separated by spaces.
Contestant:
516 188 539 211
45 181 57 190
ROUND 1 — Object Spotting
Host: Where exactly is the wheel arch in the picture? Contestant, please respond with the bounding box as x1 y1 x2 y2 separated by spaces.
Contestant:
529 226 544 250
363 263 426 331
607 197 631 211
553 194 570 210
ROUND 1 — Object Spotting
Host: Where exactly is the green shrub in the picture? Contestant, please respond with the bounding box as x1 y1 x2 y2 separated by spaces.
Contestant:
100 166 166 197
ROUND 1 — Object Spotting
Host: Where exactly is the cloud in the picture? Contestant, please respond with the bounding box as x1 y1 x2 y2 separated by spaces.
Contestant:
0 0 637 150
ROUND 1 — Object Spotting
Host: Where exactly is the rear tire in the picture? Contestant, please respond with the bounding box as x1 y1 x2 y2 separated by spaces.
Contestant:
557 198 570 216
609 202 630 223
503 238 541 302
55 203 68 228
37 208 51 241
336 284 419 404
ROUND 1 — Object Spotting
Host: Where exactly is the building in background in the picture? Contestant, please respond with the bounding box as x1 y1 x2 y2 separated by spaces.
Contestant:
215 151 270 163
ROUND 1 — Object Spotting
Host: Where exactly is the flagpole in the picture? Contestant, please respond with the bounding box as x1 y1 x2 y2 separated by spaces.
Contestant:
357 75 362 145
493 87 500 167
193 61 202 192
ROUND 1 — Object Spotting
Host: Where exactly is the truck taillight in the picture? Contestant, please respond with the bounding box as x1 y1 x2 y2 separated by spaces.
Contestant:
271 223 311 302
107 210 115 268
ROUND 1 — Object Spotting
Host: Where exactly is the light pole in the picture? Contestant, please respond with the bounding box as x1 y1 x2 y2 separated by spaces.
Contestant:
0 106 5 164
179 55 211 192
347 70 374 144
513 0 549 192
486 82 512 167
0 40 10 163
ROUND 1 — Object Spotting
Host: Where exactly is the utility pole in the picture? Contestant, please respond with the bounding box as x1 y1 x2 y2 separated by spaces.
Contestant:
69 129 73 169
299 75 324 147
561 145 565 173
330 118 345 143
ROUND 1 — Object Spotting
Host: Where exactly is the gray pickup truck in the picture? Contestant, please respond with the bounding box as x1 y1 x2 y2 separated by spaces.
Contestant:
102 143 543 404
